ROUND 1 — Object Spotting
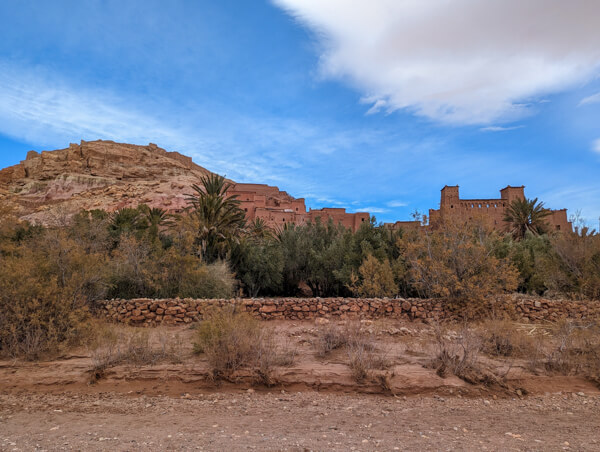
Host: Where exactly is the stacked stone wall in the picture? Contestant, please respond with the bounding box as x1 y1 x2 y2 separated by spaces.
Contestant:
97 295 600 326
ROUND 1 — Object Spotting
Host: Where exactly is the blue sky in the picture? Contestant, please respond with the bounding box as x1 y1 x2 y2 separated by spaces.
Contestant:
0 0 599 226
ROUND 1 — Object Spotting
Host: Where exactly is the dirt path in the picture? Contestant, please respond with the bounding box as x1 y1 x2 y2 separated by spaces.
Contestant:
1 391 599 451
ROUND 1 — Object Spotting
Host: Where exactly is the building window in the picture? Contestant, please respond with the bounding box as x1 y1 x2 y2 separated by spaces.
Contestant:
244 208 247 212
556 225 560 230
450 205 453 208
471 204 474 208
478 204 482 208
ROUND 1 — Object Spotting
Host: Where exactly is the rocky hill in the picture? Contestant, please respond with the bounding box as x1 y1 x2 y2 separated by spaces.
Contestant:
0 140 217 224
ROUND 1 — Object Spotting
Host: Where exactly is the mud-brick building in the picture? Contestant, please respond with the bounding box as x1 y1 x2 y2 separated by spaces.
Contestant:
428 185 572 232
228 183 369 232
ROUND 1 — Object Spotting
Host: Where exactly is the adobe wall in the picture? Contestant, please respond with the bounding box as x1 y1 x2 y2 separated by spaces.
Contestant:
97 295 600 326
228 182 369 232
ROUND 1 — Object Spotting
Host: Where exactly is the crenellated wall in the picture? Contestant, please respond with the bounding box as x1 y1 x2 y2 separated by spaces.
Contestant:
97 295 600 326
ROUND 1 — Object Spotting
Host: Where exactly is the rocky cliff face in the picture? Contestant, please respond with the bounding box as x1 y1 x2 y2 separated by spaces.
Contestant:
0 140 216 224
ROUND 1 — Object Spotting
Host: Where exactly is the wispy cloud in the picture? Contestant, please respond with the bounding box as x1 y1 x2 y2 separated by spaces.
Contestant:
358 206 389 214
480 125 524 132
0 61 415 215
274 0 600 125
579 92 600 106
386 200 407 207
593 139 600 154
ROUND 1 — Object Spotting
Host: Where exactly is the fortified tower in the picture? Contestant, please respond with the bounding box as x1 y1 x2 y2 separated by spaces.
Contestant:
427 185 571 232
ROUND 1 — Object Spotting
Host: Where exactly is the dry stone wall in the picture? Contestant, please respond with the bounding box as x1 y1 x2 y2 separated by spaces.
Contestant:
98 295 600 326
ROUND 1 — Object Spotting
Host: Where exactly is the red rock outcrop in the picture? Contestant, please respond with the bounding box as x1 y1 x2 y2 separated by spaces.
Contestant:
0 140 215 224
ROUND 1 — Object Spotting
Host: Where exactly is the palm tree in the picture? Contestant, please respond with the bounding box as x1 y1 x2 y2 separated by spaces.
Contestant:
140 205 175 242
248 217 274 240
504 197 551 240
186 174 246 262
109 207 147 245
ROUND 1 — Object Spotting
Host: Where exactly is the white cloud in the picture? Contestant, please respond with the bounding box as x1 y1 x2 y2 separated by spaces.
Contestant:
580 92 600 106
480 125 524 132
386 200 407 207
358 206 389 214
274 0 600 125
593 139 600 154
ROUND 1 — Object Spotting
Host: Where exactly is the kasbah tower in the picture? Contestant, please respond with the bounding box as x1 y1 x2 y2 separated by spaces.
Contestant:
427 185 572 232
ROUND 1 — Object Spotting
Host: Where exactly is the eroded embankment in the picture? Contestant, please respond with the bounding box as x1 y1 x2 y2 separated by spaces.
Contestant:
1 320 598 399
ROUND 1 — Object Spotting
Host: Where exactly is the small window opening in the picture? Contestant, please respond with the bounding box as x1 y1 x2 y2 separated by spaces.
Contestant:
450 205 454 208
478 204 482 208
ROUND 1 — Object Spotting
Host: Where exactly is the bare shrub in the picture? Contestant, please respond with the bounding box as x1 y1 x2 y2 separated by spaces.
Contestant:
254 331 298 386
477 319 537 358
194 307 294 383
193 306 260 379
314 323 350 357
543 320 600 379
432 324 481 377
314 321 392 383
88 324 184 382
347 335 392 383
430 323 505 387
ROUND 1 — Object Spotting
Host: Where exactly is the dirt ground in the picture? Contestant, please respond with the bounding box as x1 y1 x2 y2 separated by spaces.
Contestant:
1 320 599 451
1 391 599 451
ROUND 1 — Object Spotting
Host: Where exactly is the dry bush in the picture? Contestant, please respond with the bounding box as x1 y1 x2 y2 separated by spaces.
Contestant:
193 306 261 379
194 307 295 383
431 324 481 378
313 323 350 357
314 321 392 384
254 334 298 386
542 320 600 380
88 324 184 382
399 222 519 306
430 323 506 387
347 334 392 383
477 319 537 358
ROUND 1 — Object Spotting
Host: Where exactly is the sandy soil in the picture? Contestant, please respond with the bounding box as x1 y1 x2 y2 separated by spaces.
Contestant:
1 320 599 450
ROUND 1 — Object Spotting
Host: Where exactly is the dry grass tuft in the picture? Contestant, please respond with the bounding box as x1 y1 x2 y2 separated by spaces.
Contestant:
88 323 184 383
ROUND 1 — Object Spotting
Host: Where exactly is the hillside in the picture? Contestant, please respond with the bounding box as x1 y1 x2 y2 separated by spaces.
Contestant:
0 140 217 224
